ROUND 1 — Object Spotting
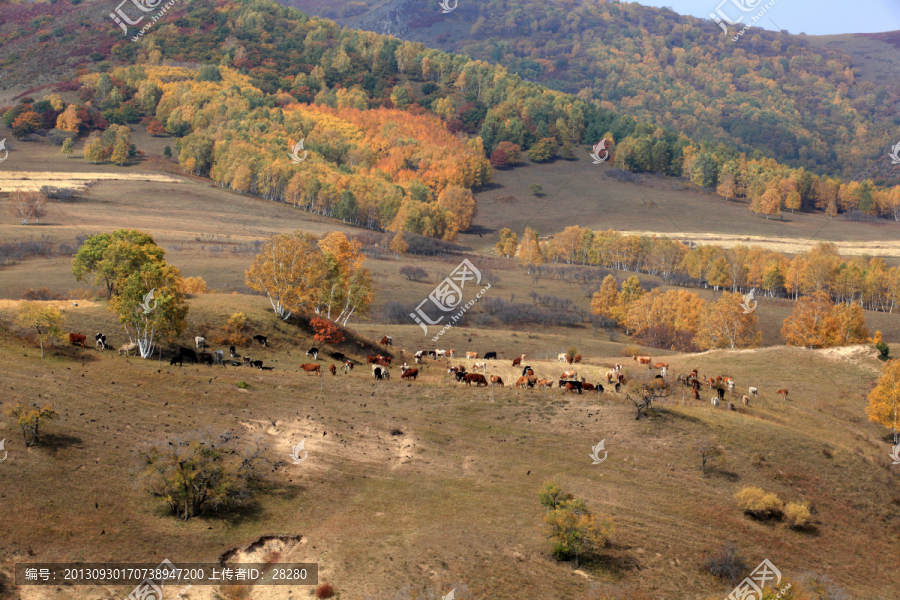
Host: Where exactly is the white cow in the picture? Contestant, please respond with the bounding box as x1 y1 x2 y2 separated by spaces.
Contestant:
195 336 205 349
749 387 759 397
473 362 487 373
558 353 568 362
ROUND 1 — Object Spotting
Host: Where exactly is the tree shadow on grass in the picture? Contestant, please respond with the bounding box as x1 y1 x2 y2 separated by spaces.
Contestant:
40 432 84 452
708 469 740 482
577 543 644 576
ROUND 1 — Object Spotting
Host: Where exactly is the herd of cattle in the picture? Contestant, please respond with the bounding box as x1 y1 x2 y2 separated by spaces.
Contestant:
67 331 788 407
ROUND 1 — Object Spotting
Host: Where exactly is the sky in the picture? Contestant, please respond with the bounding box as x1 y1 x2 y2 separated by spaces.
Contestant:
635 0 900 35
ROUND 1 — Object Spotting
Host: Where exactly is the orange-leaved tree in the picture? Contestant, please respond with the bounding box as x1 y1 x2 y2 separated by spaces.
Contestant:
781 291 837 349
590 275 619 321
866 360 900 444
316 232 374 325
310 317 345 346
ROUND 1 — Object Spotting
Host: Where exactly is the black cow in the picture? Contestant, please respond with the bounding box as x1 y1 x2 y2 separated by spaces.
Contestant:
717 387 725 399
169 355 183 367
454 370 468 382
329 351 346 362
306 347 319 360
561 380 583 394
253 335 268 347
229 345 237 358
252 360 263 369
95 333 107 350
483 351 497 360
521 366 534 377
179 347 198 363
198 352 213 366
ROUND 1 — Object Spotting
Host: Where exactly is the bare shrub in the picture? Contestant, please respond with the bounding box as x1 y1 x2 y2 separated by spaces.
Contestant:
399 265 428 281
704 543 748 585
8 190 47 225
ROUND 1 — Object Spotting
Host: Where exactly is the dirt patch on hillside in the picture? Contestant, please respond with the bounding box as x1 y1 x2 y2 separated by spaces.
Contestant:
0 299 100 310
0 171 182 191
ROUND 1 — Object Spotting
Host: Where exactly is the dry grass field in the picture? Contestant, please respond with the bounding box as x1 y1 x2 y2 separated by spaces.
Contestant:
1 128 900 599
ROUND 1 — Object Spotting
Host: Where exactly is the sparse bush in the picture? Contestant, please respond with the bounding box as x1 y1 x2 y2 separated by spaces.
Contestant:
236 381 249 389
784 501 812 529
620 345 642 357
694 436 723 475
225 313 247 333
875 341 890 361
7 402 58 447
735 486 783 519
703 543 748 586
383 301 419 324
399 265 428 281
178 276 208 294
136 430 271 519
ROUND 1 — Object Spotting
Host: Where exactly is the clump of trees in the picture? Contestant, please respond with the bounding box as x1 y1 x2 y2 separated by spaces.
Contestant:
136 431 271 520
781 291 869 348
867 359 900 444
540 480 613 568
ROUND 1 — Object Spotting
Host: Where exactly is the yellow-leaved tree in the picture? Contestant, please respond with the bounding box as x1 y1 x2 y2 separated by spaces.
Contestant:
517 227 544 272
695 292 761 350
246 232 326 321
590 274 619 321
866 360 900 444
496 228 517 258
17 304 66 358
781 291 837 349
316 231 374 325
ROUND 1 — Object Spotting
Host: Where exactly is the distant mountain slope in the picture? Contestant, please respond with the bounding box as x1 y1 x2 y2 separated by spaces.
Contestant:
280 0 900 181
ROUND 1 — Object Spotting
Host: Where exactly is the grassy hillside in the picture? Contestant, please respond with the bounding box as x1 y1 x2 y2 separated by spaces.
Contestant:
0 296 898 599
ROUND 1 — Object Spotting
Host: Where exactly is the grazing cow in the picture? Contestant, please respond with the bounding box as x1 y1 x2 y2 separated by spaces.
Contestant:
561 370 577 380
582 382 596 392
372 365 388 380
563 381 583 394
490 375 504 386
653 362 669 370
455 370 468 383
776 388 789 401
95 333 107 350
180 348 199 363
198 352 213 366
253 335 268 347
473 362 487 373
329 364 337 376
169 355 183 367
536 378 553 389
617 374 627 385
615 382 621 393
436 349 446 358
448 349 456 358
691 388 700 400
634 356 652 365
230 345 237 358
749 387 759 397
252 360 263 369
515 376 530 388
242 356 252 366
301 363 322 375
727 380 735 392
448 366 465 375
401 368 419 381
343 360 355 373
367 355 380 364
463 373 488 386
711 397 720 407
306 347 320 360
214 350 224 365
466 352 479 359
195 336 205 349
484 352 497 360
728 402 736 411
605 370 616 384
567 355 574 365
329 351 346 362
574 355 582 363
401 362 410 372
512 355 525 367
118 342 139 356
740 394 750 406
376 358 392 369
69 333 87 348
558 353 568 362
523 368 535 378
379 336 393 346
717 387 725 400
426 350 437 358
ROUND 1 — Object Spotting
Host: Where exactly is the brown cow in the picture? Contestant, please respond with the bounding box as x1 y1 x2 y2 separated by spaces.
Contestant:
566 355 574 364
537 378 553 389
466 352 479 359
515 376 531 388
343 360 354 373
574 355 582 363
582 382 595 392
776 388 789 401
367 355 380 364
653 362 669 369
490 375 504 386
401 368 419 381
512 354 525 367
379 336 393 346
301 363 321 375
329 364 337 376
464 373 488 386
561 370 577 380
740 394 750 406
634 356 651 365
69 333 87 348
448 349 456 358
563 381 583 394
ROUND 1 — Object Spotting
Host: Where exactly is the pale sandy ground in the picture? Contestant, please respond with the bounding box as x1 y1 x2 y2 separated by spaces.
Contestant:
619 230 900 257
0 172 182 192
